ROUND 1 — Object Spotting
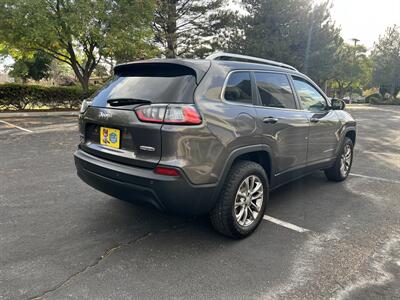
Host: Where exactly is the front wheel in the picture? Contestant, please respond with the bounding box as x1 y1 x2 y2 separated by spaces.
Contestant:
324 137 354 181
210 161 268 239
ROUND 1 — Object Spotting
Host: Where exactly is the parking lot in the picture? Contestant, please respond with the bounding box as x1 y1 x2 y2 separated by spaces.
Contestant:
1 105 399 299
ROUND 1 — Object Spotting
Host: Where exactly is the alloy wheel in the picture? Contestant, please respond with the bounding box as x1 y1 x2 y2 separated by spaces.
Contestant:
234 175 264 227
340 144 352 177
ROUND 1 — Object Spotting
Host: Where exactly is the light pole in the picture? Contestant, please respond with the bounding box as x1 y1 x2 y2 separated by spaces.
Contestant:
349 38 360 101
351 38 360 47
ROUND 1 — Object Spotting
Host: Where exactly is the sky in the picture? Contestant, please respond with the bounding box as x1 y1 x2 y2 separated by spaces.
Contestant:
1 0 399 72
321 0 400 49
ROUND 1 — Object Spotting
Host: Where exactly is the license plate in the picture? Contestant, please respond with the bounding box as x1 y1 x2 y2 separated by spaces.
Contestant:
100 127 120 149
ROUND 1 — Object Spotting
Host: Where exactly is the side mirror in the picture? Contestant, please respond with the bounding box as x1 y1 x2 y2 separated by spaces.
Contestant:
330 98 346 110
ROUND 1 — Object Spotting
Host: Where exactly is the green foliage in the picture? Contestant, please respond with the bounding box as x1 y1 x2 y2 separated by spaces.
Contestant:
365 93 383 104
92 64 109 79
226 0 342 85
0 0 156 91
0 84 96 111
330 44 372 98
371 25 400 96
390 98 400 105
9 51 52 82
48 60 76 86
365 92 400 105
379 85 400 97
153 0 231 58
303 1 343 84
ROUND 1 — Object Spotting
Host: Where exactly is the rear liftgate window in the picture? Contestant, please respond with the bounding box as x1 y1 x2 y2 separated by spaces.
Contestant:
90 64 198 107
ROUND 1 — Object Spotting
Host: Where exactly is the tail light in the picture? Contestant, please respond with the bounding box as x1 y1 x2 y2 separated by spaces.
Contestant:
135 104 202 125
135 104 166 123
80 99 92 114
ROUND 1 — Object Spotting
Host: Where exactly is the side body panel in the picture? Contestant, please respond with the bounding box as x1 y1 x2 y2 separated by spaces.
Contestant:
175 62 312 188
303 110 342 163
254 107 310 182
289 75 343 165
160 63 260 185
333 110 357 155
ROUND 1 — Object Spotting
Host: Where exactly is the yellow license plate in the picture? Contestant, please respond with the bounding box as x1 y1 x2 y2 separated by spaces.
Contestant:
100 127 120 149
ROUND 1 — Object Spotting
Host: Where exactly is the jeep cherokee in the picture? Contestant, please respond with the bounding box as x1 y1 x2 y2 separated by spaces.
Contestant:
74 52 356 238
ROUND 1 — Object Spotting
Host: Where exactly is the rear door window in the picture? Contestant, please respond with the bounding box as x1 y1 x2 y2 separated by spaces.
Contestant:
224 72 253 104
255 72 296 109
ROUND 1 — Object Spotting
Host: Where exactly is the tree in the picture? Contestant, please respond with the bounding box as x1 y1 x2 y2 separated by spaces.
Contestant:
9 51 52 82
0 0 155 92
153 0 230 58
330 44 372 98
302 1 343 86
48 59 76 86
226 0 342 86
93 64 110 79
371 25 400 97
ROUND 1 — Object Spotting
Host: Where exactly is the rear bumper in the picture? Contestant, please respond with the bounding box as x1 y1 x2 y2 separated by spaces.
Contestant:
74 149 217 215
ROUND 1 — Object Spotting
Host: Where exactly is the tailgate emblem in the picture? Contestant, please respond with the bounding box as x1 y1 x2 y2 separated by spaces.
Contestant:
99 111 112 120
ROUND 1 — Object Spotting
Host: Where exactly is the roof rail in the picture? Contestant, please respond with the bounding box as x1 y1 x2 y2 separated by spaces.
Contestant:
206 52 298 72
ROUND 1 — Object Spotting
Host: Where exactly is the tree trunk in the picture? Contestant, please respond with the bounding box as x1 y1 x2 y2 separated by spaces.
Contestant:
337 81 345 98
70 63 90 93
165 0 178 58
390 68 397 97
80 76 90 94
65 42 94 93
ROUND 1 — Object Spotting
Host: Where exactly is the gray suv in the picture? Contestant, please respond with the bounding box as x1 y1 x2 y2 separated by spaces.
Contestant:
74 53 356 238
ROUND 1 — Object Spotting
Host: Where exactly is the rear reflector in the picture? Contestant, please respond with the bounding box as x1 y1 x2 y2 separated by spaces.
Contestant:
154 166 181 176
135 104 202 125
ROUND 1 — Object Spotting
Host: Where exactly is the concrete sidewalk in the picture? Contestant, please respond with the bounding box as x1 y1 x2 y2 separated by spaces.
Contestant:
0 110 79 118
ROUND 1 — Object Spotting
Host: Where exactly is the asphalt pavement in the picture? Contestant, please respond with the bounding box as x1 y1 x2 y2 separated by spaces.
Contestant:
0 105 399 299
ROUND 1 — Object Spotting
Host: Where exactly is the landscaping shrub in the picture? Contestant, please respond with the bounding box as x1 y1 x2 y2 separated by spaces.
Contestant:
365 93 384 104
0 84 97 111
365 92 400 105
388 97 400 105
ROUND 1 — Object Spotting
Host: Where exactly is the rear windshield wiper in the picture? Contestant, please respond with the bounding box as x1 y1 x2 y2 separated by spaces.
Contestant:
107 98 152 107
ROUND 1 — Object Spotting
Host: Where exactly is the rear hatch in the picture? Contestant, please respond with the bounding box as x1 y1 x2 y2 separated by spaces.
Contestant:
80 60 210 168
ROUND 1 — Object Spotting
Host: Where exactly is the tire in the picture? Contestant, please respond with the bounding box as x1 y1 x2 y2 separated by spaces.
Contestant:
324 137 354 182
210 160 268 239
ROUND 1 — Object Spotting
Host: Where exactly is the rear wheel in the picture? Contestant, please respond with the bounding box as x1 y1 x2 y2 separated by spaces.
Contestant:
324 137 354 181
210 161 268 239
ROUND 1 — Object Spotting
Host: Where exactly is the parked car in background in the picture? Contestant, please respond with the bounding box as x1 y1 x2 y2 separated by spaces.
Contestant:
342 96 351 104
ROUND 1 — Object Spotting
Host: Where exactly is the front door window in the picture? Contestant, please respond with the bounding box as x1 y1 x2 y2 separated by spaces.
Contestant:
292 77 327 112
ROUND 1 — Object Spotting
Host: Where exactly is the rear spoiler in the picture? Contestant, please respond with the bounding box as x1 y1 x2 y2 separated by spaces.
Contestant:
114 59 211 84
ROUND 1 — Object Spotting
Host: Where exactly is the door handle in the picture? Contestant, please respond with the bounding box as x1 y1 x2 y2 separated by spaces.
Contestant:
310 117 320 123
263 117 278 124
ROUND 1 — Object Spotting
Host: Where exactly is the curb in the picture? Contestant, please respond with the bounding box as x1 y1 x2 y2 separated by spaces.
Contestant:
0 111 79 118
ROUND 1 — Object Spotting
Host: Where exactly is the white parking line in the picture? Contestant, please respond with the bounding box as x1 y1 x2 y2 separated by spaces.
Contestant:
263 215 311 233
0 120 33 133
362 150 400 156
350 173 400 184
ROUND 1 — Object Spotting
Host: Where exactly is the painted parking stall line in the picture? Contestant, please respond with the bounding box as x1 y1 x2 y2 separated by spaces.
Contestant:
0 120 33 133
350 173 400 184
263 215 311 233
